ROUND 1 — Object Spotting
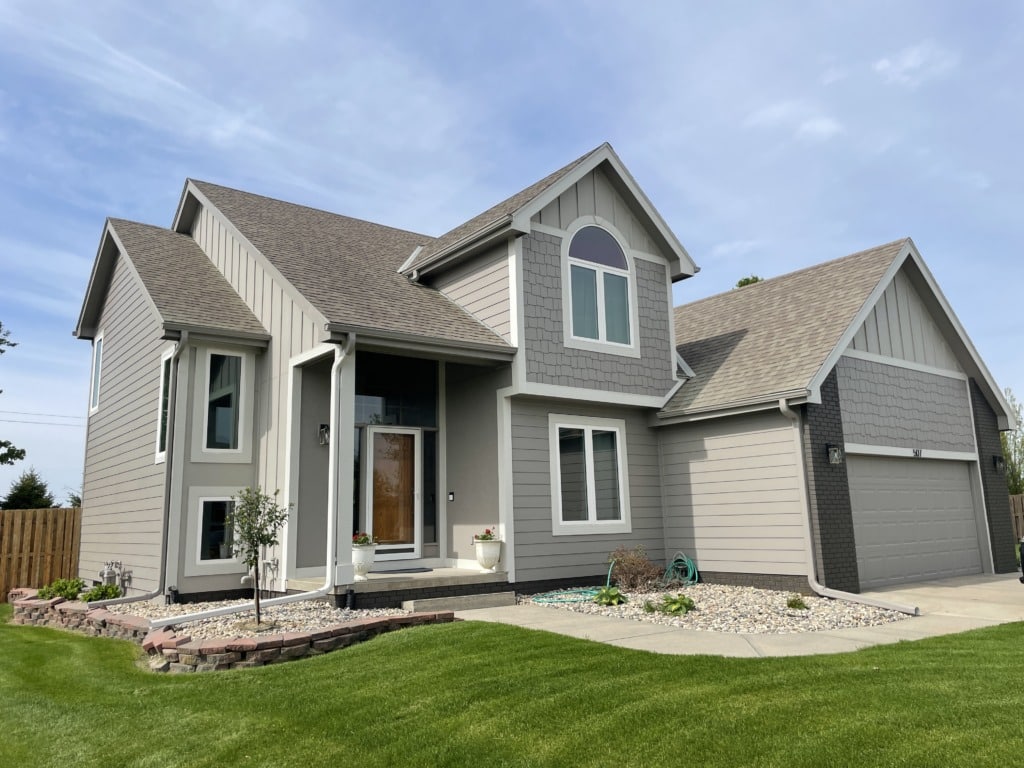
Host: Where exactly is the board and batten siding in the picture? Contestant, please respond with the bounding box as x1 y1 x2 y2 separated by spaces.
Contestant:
533 166 657 255
80 254 168 593
848 268 962 371
191 205 324 496
510 399 664 583
434 244 511 343
659 411 808 576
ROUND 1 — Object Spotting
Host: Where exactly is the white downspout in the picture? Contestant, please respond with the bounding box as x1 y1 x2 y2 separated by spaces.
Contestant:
91 331 189 608
149 334 355 629
779 398 919 616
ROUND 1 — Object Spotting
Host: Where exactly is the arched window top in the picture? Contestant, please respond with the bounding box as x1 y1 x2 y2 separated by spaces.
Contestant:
568 226 627 271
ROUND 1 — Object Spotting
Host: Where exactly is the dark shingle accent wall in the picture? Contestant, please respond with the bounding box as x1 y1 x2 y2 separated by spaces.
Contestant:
969 380 1018 573
802 369 861 592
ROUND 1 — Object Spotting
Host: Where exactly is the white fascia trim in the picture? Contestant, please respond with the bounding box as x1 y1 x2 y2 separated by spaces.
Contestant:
840 349 968 381
806 242 912 403
547 414 632 536
512 145 697 277
517 382 666 409
843 443 978 462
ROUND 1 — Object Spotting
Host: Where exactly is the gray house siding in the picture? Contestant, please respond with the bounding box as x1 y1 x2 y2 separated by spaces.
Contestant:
521 231 675 396
511 398 663 583
849 268 962 371
969 379 1018 573
659 411 808 583
434 245 511 343
446 364 510 564
79 254 168 594
836 356 975 453
802 370 859 592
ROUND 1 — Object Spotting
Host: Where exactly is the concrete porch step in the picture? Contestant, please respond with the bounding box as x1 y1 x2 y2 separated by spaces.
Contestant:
402 591 516 612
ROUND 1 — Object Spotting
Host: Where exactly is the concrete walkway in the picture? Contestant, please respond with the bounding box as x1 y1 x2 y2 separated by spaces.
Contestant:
454 574 1024 657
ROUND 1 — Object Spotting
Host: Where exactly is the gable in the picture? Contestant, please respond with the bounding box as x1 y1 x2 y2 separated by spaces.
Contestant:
846 266 962 372
532 167 660 257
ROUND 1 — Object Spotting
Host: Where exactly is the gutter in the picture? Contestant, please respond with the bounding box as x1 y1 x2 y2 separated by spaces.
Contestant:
90 331 190 608
778 398 919 616
147 334 356 629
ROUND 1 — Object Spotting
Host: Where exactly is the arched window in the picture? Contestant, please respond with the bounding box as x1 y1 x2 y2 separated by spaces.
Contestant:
567 226 631 345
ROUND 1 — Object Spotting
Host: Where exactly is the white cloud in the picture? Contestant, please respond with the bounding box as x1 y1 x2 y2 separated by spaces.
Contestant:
796 117 844 141
874 41 959 87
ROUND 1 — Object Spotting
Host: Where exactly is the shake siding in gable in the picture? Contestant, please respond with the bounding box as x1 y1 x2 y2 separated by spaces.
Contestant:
191 205 323 493
80 255 167 593
510 399 664 582
434 244 511 343
659 411 808 576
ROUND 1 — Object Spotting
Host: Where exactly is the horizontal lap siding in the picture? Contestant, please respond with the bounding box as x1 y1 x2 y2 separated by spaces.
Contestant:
511 399 663 582
80 255 167 593
660 411 808 576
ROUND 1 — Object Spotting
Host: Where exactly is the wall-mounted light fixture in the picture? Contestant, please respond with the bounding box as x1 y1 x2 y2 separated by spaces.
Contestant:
826 444 844 465
993 455 1006 473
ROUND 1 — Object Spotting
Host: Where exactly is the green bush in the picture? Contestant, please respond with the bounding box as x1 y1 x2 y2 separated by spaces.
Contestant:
608 546 662 591
36 578 84 600
81 584 121 602
593 586 627 606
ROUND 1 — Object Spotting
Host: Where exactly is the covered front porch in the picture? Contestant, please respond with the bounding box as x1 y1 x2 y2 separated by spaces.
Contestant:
283 341 513 597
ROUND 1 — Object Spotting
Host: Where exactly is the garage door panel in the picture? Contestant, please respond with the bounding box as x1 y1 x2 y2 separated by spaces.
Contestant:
848 455 982 589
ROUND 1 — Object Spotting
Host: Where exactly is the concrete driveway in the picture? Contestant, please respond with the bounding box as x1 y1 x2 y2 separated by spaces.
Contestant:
456 574 1024 657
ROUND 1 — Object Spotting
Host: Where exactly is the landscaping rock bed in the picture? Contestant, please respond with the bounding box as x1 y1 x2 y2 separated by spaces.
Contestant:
524 583 910 634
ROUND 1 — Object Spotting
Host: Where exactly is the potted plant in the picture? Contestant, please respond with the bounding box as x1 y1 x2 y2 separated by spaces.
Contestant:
473 527 502 572
351 532 378 581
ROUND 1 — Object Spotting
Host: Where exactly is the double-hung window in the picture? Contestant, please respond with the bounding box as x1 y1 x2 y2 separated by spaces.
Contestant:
549 415 631 535
567 226 632 346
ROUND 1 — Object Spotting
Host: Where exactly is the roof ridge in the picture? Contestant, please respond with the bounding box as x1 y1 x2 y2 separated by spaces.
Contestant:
189 179 436 242
675 238 908 312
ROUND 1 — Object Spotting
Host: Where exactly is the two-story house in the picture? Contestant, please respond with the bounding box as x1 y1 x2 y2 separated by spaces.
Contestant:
74 143 1018 606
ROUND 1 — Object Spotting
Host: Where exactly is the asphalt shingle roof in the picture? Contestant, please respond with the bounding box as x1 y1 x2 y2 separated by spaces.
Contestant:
662 239 908 416
109 219 267 338
190 181 511 351
406 144 605 271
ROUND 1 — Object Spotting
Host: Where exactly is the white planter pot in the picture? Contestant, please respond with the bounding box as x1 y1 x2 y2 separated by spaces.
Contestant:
352 544 377 581
473 539 502 572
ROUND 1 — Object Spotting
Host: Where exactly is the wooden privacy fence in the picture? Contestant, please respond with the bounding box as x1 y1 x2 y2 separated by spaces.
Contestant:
1012 495 1024 543
0 507 81 600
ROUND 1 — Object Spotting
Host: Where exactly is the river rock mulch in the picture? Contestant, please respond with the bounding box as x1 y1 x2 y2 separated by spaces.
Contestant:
522 583 910 634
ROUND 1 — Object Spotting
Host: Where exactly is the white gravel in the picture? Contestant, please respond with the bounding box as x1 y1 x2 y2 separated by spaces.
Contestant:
105 598 408 639
523 583 910 634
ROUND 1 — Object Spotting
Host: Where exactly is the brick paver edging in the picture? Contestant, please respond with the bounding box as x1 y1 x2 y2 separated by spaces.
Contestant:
7 588 455 673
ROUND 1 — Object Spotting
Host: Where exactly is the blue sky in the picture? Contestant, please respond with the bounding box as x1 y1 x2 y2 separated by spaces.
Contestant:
0 1 1021 499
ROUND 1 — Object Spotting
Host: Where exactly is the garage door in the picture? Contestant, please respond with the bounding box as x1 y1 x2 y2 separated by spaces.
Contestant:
848 455 983 589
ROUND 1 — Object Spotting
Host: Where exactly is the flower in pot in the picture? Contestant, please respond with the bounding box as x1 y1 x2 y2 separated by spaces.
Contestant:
351 532 378 581
473 527 502 572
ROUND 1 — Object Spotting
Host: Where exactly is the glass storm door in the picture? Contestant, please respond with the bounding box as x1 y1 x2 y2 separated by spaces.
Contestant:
366 427 421 559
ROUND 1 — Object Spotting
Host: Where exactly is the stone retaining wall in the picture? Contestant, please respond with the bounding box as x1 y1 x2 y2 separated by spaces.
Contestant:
7 588 455 673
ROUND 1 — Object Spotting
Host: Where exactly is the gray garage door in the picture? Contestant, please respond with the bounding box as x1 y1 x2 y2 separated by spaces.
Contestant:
848 455 983 589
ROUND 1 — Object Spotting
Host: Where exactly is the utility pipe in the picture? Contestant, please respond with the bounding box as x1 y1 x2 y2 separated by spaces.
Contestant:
148 334 355 629
779 398 919 616
90 331 190 609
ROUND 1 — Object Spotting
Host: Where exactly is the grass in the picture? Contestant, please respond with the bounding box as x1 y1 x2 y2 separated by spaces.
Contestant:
2 603 1023 767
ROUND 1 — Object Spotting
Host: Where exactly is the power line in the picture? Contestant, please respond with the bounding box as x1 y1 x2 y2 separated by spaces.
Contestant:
0 418 86 428
0 410 85 420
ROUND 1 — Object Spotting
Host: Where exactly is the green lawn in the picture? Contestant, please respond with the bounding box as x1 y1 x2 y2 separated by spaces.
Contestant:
2 603 1023 768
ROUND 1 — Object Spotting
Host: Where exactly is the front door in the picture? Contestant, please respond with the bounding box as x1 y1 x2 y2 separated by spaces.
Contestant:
365 427 421 559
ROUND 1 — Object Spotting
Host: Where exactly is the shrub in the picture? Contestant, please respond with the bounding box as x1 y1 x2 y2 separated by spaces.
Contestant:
593 586 627 606
608 546 663 591
787 595 809 611
81 584 121 602
37 577 84 600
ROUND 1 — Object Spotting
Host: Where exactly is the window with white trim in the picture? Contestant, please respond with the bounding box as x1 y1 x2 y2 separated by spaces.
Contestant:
89 334 104 412
549 414 631 535
155 348 173 462
568 226 631 345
